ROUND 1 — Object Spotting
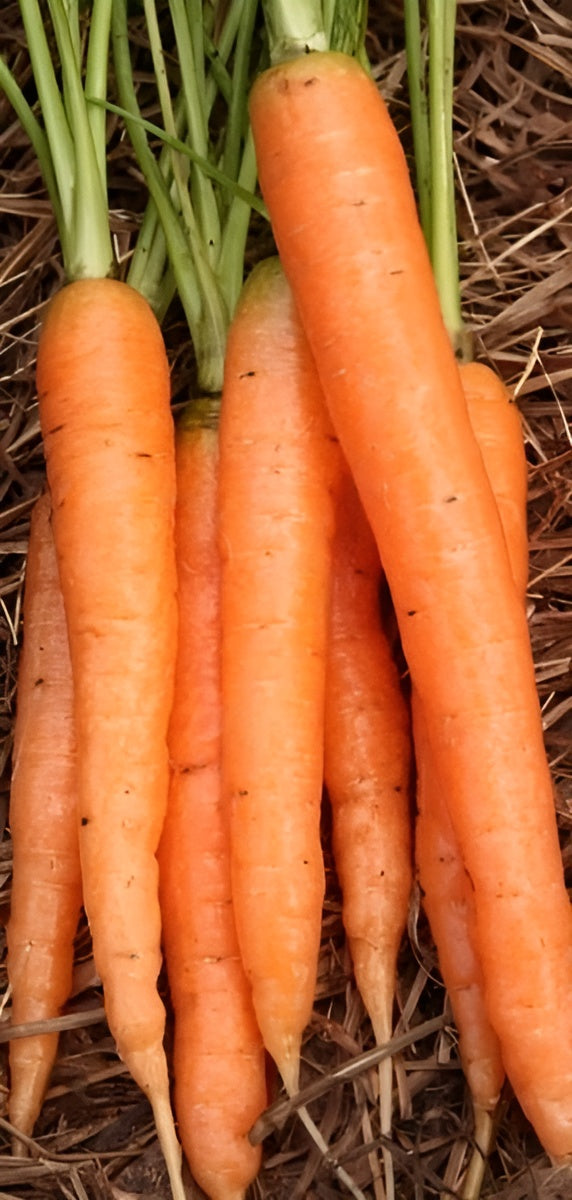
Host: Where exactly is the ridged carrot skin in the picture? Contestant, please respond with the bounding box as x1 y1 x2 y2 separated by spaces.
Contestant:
35 279 181 1176
219 258 339 1095
325 463 412 1045
7 491 82 1147
158 402 266 1200
250 54 572 1159
415 364 528 1113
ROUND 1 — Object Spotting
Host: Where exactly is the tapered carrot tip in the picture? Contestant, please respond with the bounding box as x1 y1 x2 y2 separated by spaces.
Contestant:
9 1039 58 1154
127 1048 185 1200
275 1038 301 1099
461 1105 496 1200
150 1090 185 1200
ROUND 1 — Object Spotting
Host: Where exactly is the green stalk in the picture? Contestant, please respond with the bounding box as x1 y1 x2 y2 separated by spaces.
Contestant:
427 0 465 354
18 0 75 231
0 56 67 255
261 0 328 63
168 0 221 259
221 0 258 191
127 0 257 309
85 0 113 190
143 0 195 243
329 0 368 60
14 0 114 279
47 0 114 278
112 0 228 393
127 89 188 305
218 123 258 314
403 0 432 245
99 100 267 217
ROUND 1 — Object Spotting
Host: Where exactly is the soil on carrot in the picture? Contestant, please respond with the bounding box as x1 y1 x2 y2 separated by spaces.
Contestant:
1 2 571 1198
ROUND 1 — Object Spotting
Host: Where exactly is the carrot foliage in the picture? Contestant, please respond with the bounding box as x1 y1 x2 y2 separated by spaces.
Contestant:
111 0 262 394
4 0 115 280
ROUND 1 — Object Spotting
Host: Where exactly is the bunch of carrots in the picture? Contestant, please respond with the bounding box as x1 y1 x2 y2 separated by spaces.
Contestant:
3 2 571 1199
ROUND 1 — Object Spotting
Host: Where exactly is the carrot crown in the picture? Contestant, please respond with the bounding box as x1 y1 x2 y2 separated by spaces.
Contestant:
260 1 369 63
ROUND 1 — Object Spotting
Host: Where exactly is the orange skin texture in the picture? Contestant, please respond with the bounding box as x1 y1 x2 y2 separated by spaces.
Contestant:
158 410 266 1200
219 259 340 1094
250 55 572 1159
414 694 505 1113
7 492 82 1141
415 364 528 1113
324 464 412 1047
36 279 178 1100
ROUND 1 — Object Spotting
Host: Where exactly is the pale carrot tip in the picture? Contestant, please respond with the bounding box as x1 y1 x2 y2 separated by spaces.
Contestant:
461 1105 496 1200
150 1089 186 1200
275 1035 302 1099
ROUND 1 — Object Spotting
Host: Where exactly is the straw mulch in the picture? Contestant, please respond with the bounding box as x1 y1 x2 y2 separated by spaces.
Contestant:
0 2 571 1197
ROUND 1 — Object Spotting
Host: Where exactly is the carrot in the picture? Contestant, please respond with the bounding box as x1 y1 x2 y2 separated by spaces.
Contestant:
3 5 185 1191
218 257 339 1097
403 6 525 1185
459 362 529 599
324 462 412 1197
249 47 572 1160
158 400 266 1200
414 696 505 1105
414 363 528 1190
35 277 182 1191
7 490 82 1151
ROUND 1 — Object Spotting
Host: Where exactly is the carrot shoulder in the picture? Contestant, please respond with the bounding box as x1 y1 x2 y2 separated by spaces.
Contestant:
35 278 181 1183
158 403 266 1200
7 491 82 1148
219 257 339 1096
250 52 572 1160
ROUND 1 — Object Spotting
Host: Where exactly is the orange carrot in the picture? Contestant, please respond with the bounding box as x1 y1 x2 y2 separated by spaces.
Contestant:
249 52 572 1160
7 491 82 1150
158 400 266 1200
460 362 529 600
415 364 528 1113
324 461 412 1193
35 278 183 1192
218 257 340 1097
414 696 505 1114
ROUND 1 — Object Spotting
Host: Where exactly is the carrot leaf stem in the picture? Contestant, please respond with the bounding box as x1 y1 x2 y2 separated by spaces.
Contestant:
218 124 258 315
403 0 432 244
18 0 75 231
112 0 229 394
97 99 267 219
47 0 114 278
168 0 221 261
427 0 466 356
221 0 258 198
261 0 328 63
142 0 196 249
84 0 113 189
16 0 114 279
0 56 65 251
329 0 369 61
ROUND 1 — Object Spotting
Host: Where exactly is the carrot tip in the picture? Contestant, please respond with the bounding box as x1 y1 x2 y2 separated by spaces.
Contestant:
461 1105 496 1200
150 1089 186 1200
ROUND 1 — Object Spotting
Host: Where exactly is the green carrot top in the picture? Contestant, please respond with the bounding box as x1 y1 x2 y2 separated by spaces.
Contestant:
1 0 115 281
